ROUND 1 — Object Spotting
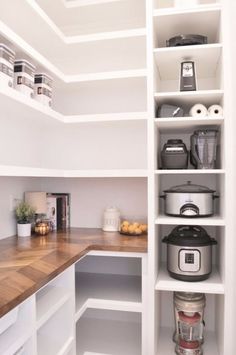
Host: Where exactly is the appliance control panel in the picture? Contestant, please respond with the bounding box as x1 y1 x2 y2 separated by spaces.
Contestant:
178 249 200 272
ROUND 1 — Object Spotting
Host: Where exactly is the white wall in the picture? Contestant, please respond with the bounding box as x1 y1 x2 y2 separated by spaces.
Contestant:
0 177 43 239
41 177 147 228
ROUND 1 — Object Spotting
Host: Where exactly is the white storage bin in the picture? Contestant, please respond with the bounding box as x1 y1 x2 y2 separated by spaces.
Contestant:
34 73 52 107
14 60 35 98
0 306 18 334
0 43 15 87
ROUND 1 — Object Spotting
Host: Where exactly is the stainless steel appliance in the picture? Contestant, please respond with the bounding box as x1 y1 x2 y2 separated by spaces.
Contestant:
161 139 188 169
162 225 217 281
190 130 218 169
160 181 218 217
180 61 196 91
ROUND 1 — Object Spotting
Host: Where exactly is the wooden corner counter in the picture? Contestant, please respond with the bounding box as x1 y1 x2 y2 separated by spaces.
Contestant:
0 228 147 317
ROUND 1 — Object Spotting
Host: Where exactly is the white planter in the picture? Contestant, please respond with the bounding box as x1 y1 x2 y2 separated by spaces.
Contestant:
17 223 31 237
175 0 198 7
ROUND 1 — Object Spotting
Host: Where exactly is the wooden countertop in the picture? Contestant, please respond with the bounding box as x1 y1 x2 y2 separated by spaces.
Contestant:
0 228 147 317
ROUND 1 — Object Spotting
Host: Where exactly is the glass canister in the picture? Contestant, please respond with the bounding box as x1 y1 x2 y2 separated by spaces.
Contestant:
102 207 120 232
173 292 206 344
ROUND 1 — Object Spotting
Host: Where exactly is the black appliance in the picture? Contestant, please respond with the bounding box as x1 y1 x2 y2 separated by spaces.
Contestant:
166 34 208 47
161 139 188 169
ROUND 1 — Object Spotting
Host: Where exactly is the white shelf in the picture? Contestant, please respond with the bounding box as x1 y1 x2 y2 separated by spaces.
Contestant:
157 327 219 355
154 44 222 80
153 3 221 17
36 286 71 330
76 311 141 355
155 169 225 175
155 116 223 133
153 5 221 48
154 90 224 106
0 82 148 124
75 272 142 320
32 0 145 37
155 264 224 294
65 69 147 83
64 111 148 123
155 214 225 226
0 166 148 178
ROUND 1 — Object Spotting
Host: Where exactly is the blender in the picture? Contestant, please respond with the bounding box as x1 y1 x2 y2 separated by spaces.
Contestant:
190 130 218 169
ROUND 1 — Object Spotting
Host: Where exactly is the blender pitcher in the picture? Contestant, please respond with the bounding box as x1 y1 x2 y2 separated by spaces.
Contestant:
190 130 218 169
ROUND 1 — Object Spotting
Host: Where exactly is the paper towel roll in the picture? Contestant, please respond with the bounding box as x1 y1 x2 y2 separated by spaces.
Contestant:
189 104 208 118
208 105 223 118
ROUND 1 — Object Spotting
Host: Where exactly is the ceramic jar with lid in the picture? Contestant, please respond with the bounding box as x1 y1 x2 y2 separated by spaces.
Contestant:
102 207 120 232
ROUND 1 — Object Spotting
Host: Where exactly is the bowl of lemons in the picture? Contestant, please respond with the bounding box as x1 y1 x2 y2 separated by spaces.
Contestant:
119 219 148 236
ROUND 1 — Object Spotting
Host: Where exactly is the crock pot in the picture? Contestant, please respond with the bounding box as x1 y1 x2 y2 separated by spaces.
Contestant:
160 181 218 217
162 225 217 281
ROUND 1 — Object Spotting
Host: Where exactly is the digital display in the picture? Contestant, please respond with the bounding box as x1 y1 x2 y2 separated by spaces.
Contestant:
185 253 195 264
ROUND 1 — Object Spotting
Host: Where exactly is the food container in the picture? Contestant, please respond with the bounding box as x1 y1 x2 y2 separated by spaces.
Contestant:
14 59 35 98
0 43 15 87
102 207 120 232
160 181 219 217
162 226 217 281
34 73 52 107
119 218 147 236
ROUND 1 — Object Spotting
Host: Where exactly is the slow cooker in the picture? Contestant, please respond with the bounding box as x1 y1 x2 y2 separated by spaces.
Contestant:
162 225 217 281
160 181 218 217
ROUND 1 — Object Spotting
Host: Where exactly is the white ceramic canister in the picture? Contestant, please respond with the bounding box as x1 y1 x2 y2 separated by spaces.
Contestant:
34 73 53 107
14 59 35 98
0 43 15 87
175 0 198 7
102 207 120 232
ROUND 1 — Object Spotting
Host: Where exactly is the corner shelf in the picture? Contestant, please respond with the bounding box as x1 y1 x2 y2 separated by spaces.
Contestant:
75 272 142 321
0 165 148 178
76 310 141 355
155 264 224 294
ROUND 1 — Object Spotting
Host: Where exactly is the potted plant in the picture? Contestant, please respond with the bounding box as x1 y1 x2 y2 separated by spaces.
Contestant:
15 201 36 237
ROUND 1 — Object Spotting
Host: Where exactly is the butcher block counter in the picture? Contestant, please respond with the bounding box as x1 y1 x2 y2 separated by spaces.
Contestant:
0 228 147 317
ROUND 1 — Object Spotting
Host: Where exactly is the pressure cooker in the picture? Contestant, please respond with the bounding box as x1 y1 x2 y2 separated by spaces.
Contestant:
160 181 218 217
162 225 217 281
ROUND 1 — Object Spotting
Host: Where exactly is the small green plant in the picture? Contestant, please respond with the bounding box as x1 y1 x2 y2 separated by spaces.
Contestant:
15 201 36 224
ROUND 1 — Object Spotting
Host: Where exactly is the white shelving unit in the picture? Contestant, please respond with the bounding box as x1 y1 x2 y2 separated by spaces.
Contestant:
0 0 235 354
148 0 235 355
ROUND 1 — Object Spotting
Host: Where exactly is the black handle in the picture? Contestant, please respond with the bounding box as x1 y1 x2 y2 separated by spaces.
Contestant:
159 195 166 199
162 236 168 243
213 194 220 200
180 203 199 216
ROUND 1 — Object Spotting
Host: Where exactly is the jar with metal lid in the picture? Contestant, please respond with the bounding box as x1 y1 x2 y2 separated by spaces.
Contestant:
0 43 15 87
14 59 35 98
102 207 120 232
